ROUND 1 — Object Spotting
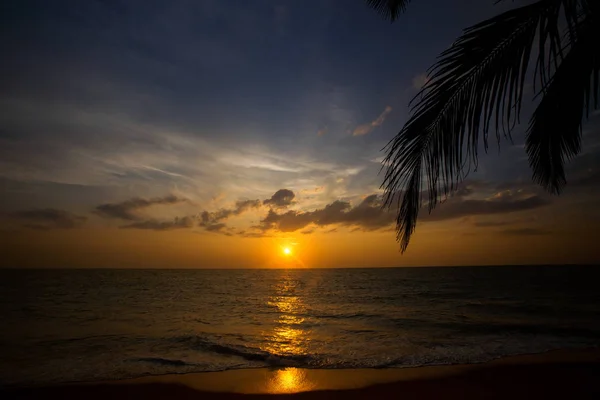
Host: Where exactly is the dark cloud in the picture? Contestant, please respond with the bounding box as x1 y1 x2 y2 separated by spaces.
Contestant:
204 222 227 232
569 170 600 189
473 216 537 228
120 216 195 230
493 180 540 193
500 228 552 236
326 194 391 229
235 199 262 213
261 209 316 232
473 221 511 227
235 229 271 238
195 190 298 234
200 210 224 225
263 189 295 208
421 192 550 222
94 195 183 221
258 187 550 234
198 199 261 231
0 177 114 214
259 194 394 233
93 182 553 237
10 208 87 229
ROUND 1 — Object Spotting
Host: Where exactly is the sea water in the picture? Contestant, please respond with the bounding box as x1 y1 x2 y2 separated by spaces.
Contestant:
1 266 599 386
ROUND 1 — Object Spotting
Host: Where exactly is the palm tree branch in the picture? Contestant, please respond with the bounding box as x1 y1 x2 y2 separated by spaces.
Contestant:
527 11 600 194
365 0 411 21
381 0 572 252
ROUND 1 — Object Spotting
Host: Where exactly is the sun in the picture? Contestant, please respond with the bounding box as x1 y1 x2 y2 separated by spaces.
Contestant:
283 247 291 255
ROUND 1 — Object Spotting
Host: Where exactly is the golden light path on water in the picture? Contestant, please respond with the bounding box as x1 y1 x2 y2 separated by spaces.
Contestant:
260 272 316 393
268 368 314 393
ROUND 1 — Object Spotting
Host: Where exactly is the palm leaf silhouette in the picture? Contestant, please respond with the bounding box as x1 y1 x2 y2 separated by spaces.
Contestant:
527 6 600 193
366 0 412 21
368 0 599 252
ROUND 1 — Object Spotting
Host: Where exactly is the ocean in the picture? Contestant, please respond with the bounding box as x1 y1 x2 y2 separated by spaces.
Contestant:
1 266 599 386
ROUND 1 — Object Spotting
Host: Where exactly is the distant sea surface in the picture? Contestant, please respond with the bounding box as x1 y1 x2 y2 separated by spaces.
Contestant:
1 266 600 386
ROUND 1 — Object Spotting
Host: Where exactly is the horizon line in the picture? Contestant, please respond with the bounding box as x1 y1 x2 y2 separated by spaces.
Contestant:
0 263 597 271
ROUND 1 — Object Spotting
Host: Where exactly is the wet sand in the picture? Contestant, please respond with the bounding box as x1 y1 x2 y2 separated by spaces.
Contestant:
4 348 600 399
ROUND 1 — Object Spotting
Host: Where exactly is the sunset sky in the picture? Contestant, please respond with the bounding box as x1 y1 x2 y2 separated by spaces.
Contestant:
1 0 599 268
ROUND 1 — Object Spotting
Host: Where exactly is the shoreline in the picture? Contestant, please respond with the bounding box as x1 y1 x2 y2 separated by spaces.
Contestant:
5 347 600 399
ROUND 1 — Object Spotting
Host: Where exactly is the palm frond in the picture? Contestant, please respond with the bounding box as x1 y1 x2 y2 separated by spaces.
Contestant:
527 11 600 193
366 0 411 21
381 0 577 252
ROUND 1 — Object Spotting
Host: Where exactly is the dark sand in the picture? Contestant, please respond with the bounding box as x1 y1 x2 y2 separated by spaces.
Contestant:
4 348 600 399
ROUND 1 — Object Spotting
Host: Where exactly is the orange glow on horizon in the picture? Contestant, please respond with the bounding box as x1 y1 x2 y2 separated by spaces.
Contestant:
3 215 596 268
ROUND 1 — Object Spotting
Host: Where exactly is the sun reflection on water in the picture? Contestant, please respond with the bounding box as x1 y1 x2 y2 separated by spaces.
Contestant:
260 273 314 393
262 274 311 358
268 368 315 393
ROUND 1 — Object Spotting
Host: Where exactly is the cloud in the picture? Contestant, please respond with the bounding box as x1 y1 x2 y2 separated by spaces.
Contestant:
352 106 393 136
256 184 550 235
412 73 429 90
235 199 262 213
314 195 392 229
196 189 301 235
204 222 227 232
120 216 195 230
473 220 511 227
473 216 537 228
197 198 262 233
300 186 324 194
385 180 550 223
569 171 600 188
500 228 552 236
236 229 271 238
89 181 550 237
10 208 87 229
261 209 317 232
317 126 328 136
94 195 184 221
259 194 394 233
263 189 295 208
199 199 261 226
421 192 550 222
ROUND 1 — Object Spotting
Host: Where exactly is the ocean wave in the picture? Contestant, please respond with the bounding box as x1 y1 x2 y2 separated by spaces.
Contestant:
313 312 378 320
171 336 314 367
257 310 380 321
130 357 198 367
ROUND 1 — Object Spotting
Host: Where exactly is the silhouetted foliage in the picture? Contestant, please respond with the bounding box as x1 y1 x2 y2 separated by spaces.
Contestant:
368 0 599 252
366 0 412 21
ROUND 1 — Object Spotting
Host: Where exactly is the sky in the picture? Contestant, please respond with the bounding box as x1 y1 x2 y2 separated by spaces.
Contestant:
1 0 599 268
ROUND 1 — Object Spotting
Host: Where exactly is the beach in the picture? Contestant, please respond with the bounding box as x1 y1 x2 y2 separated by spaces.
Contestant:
5 348 600 399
